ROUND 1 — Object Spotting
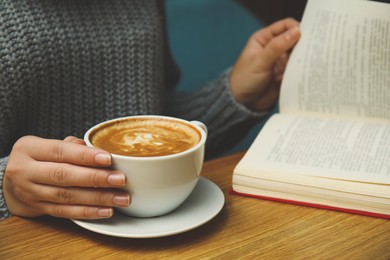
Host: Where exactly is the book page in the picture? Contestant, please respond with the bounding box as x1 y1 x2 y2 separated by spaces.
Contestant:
279 0 390 121
236 114 390 184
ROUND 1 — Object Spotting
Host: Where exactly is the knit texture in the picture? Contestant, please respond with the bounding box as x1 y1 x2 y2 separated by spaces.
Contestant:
0 0 164 154
0 0 265 219
0 157 11 219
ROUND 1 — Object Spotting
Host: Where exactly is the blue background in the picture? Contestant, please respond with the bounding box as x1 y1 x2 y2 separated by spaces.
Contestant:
166 0 269 156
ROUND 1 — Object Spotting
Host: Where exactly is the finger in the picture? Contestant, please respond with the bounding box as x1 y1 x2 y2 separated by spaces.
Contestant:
34 185 130 208
274 53 288 80
30 161 126 187
64 136 86 145
39 202 114 219
26 136 111 166
261 26 300 69
254 18 300 46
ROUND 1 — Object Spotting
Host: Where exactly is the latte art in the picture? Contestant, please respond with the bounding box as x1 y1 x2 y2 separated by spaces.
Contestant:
109 128 197 156
90 118 201 157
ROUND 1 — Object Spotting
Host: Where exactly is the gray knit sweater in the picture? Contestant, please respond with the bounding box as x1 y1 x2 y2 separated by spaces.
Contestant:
0 0 264 219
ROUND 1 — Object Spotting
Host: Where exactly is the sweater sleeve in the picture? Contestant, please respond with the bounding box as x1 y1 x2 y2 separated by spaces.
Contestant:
0 156 11 219
166 68 270 158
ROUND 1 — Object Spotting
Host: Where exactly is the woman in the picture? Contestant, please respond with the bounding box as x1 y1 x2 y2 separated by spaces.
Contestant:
0 0 300 219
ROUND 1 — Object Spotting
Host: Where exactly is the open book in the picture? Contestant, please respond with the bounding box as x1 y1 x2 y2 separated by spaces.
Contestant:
232 0 390 219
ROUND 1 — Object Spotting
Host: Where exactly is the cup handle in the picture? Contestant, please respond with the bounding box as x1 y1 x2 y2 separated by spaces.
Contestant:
190 121 207 136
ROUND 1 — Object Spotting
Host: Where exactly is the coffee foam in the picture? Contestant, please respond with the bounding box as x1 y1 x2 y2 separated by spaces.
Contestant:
90 118 201 157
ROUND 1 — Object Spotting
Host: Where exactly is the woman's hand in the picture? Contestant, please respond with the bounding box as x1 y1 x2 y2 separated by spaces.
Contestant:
3 136 130 219
230 18 301 111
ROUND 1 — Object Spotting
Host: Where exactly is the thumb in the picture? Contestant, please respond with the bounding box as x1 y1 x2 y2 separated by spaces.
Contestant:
262 26 300 69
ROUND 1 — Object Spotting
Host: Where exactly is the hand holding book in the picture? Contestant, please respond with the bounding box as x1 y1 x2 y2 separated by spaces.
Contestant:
230 18 300 112
232 0 390 219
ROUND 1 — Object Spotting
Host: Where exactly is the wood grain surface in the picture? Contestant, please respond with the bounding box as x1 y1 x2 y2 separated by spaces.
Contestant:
1 152 389 259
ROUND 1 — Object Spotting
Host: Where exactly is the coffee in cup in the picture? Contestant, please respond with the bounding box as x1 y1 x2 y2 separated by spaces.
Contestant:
89 117 201 157
84 115 207 218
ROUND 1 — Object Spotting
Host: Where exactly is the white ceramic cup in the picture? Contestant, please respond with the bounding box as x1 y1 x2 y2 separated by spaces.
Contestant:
84 115 207 218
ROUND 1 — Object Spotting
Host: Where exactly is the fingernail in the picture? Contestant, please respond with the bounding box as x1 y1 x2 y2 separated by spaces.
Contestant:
113 195 130 207
285 26 300 41
95 153 111 165
108 173 126 186
97 208 113 218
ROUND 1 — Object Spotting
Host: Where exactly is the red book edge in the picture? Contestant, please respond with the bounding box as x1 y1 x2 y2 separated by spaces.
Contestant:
229 188 390 220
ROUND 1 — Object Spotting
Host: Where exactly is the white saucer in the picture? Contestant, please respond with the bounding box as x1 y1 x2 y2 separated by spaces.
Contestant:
71 177 224 238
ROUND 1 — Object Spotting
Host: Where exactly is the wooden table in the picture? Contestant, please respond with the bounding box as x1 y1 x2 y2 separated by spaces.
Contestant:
1 152 389 259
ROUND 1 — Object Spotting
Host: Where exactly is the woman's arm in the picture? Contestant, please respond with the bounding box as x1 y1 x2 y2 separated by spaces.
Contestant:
167 18 300 157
